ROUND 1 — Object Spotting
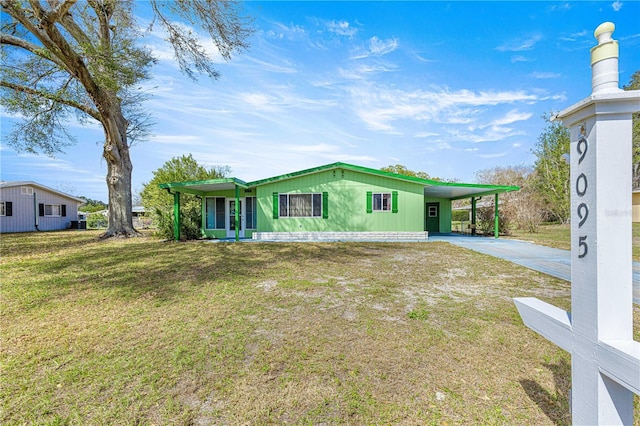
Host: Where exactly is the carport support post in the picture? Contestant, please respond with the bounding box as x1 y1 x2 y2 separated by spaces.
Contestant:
471 197 476 236
234 185 240 242
494 193 499 239
173 191 180 241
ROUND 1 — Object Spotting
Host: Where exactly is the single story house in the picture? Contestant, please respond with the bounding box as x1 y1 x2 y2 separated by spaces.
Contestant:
160 162 520 241
0 181 85 233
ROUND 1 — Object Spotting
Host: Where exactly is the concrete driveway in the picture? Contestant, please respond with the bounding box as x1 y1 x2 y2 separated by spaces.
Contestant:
429 234 640 305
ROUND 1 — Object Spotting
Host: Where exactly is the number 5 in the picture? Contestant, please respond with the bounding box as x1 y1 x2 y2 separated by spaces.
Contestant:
578 236 588 259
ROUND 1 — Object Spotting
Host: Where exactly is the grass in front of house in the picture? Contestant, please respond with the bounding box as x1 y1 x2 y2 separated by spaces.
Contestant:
507 223 640 262
1 231 638 424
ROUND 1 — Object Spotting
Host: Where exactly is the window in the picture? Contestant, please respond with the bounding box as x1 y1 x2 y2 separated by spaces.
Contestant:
0 201 11 216
373 193 392 211
278 193 322 217
45 204 61 216
205 197 226 229
21 187 33 195
246 197 257 229
39 203 65 217
429 205 438 217
366 191 398 214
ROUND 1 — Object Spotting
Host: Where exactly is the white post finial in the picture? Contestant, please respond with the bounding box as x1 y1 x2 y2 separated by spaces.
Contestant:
591 22 620 93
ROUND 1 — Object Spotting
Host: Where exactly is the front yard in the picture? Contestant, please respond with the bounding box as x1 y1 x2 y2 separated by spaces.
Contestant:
1 231 638 424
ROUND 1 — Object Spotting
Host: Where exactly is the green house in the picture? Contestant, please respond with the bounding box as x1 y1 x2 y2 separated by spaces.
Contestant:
159 162 519 241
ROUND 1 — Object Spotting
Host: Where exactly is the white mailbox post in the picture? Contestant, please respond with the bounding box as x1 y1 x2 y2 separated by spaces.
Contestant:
514 22 640 425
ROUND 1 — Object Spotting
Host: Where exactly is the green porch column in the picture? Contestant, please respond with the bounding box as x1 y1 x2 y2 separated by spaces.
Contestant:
494 193 499 239
173 191 180 241
471 197 476 236
234 185 240 242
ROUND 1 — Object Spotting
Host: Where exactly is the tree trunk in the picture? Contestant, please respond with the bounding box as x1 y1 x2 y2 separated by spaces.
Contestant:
100 104 140 238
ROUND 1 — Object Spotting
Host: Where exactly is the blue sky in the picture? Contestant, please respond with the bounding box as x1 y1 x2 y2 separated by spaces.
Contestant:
1 1 639 202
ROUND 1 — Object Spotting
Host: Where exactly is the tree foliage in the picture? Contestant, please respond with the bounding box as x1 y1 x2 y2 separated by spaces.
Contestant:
475 165 544 233
1 0 251 238
79 197 108 213
141 154 229 240
623 70 640 189
381 164 441 181
531 114 570 223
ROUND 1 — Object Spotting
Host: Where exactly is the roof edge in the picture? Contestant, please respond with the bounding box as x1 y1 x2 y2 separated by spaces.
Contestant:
0 181 86 203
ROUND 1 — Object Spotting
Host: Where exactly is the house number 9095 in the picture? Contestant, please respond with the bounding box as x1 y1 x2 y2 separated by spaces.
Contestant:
576 134 589 259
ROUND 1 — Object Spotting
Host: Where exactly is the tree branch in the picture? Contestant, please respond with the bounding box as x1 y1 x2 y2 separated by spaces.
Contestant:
1 79 101 121
0 32 69 69
47 0 77 22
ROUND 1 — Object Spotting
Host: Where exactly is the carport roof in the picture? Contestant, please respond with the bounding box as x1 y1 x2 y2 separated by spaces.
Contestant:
158 162 519 200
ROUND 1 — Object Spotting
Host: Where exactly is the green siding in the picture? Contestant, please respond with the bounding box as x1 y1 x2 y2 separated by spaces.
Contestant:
425 196 452 233
256 169 426 232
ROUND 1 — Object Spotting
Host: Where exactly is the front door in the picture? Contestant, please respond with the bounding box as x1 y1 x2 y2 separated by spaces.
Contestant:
227 199 244 238
425 202 440 233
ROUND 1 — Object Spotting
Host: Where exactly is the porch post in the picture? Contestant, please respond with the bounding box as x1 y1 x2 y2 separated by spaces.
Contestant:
494 193 499 239
234 185 240 242
471 197 477 236
173 191 180 241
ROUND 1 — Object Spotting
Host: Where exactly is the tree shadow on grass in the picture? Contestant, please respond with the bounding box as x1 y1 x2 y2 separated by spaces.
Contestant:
24 240 386 307
519 358 571 426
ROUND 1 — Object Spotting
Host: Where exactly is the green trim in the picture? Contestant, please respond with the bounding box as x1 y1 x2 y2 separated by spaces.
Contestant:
449 187 519 201
366 191 373 213
392 191 398 213
235 185 239 242
248 162 444 187
322 192 328 219
272 192 279 219
173 192 180 241
494 193 499 239
158 162 519 200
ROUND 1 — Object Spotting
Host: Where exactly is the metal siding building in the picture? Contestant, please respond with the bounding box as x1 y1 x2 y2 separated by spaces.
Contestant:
0 182 84 233
159 162 520 241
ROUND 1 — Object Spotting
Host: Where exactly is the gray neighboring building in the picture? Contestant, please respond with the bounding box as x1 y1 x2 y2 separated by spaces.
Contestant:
0 181 85 233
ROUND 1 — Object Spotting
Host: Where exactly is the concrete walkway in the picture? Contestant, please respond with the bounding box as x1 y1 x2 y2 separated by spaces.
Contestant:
429 234 640 305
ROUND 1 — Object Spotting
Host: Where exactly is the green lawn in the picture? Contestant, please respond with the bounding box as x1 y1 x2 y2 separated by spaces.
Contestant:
1 231 638 424
507 223 640 262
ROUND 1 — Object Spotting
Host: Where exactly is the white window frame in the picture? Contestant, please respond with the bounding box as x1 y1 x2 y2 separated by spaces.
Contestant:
44 204 61 217
21 187 33 195
372 193 392 212
0 201 5 216
428 205 438 217
279 193 322 218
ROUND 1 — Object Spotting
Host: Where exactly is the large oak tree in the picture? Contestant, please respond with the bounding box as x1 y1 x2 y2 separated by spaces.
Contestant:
1 0 251 237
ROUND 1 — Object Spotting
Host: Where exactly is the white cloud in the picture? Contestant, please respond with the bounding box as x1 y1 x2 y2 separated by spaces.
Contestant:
496 34 542 52
529 71 561 79
268 22 306 40
485 110 533 127
612 1 623 11
368 36 399 56
478 152 508 159
511 55 533 63
326 20 358 37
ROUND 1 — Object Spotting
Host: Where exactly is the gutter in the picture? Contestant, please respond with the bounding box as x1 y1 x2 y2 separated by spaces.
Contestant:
33 192 40 231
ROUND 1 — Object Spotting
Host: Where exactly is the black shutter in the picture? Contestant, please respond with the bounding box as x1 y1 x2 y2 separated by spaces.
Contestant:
5 202 12 216
61 204 67 217
39 203 45 217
